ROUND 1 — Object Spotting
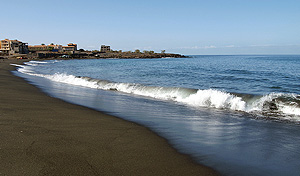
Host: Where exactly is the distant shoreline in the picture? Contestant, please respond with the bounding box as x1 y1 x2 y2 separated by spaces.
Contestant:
0 50 188 60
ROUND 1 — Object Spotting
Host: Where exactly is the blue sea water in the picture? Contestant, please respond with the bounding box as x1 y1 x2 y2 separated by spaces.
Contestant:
13 55 300 175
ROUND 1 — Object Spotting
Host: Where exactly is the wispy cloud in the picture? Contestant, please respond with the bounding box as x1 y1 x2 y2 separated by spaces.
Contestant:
171 44 300 55
249 44 275 47
249 44 300 47
204 45 217 49
177 45 241 50
178 44 300 50
224 45 236 48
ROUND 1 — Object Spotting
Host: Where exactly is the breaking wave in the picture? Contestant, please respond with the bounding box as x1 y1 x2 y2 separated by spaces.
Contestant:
12 62 300 122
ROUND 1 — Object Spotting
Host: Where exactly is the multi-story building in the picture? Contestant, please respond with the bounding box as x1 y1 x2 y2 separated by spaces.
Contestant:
0 39 28 54
49 44 63 52
29 44 63 52
0 39 10 53
100 45 111 52
29 43 77 53
62 43 77 53
28 45 50 52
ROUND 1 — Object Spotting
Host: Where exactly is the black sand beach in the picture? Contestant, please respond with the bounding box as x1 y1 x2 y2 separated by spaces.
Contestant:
0 59 219 175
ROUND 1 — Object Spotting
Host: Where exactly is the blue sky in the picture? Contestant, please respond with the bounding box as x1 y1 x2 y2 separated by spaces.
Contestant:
1 0 300 54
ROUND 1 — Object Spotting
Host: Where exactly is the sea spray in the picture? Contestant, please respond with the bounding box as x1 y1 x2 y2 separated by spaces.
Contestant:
179 89 246 111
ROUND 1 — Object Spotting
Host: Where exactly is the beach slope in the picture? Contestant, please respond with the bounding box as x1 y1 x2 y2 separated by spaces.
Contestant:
0 59 219 176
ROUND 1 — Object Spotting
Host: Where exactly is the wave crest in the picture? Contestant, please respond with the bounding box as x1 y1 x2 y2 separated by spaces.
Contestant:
12 62 300 122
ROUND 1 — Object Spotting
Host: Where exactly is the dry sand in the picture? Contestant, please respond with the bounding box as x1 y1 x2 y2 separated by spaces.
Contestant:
0 59 219 176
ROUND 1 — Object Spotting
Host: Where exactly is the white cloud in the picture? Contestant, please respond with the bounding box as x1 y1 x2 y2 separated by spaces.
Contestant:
204 45 217 49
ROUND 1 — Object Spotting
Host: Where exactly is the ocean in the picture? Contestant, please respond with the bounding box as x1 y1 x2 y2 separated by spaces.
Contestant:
12 55 300 175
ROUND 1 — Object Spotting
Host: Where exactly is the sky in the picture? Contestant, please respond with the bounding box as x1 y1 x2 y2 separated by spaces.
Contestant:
1 0 300 55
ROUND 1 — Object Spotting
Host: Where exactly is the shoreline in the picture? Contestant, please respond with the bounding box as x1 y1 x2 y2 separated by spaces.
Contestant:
0 59 219 175
0 51 187 60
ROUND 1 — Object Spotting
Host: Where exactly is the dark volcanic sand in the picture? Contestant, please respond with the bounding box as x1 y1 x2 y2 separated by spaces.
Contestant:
0 59 219 175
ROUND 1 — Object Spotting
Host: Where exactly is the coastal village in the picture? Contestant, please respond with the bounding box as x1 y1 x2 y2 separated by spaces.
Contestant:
0 39 185 60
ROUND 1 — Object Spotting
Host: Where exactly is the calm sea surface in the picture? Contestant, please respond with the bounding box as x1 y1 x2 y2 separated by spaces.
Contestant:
13 55 300 175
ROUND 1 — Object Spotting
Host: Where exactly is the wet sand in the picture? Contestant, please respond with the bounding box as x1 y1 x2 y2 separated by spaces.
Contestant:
0 59 219 175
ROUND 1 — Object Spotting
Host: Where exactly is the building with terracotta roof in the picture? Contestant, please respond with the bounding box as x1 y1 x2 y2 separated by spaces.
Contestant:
62 43 77 53
28 44 63 52
28 45 49 51
49 44 63 52
0 39 28 54
29 43 77 53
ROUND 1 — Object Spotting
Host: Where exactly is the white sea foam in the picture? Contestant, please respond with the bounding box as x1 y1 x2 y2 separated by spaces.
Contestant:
28 61 49 64
24 61 48 66
46 73 99 88
12 62 300 121
11 64 36 75
179 89 246 111
279 105 300 116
